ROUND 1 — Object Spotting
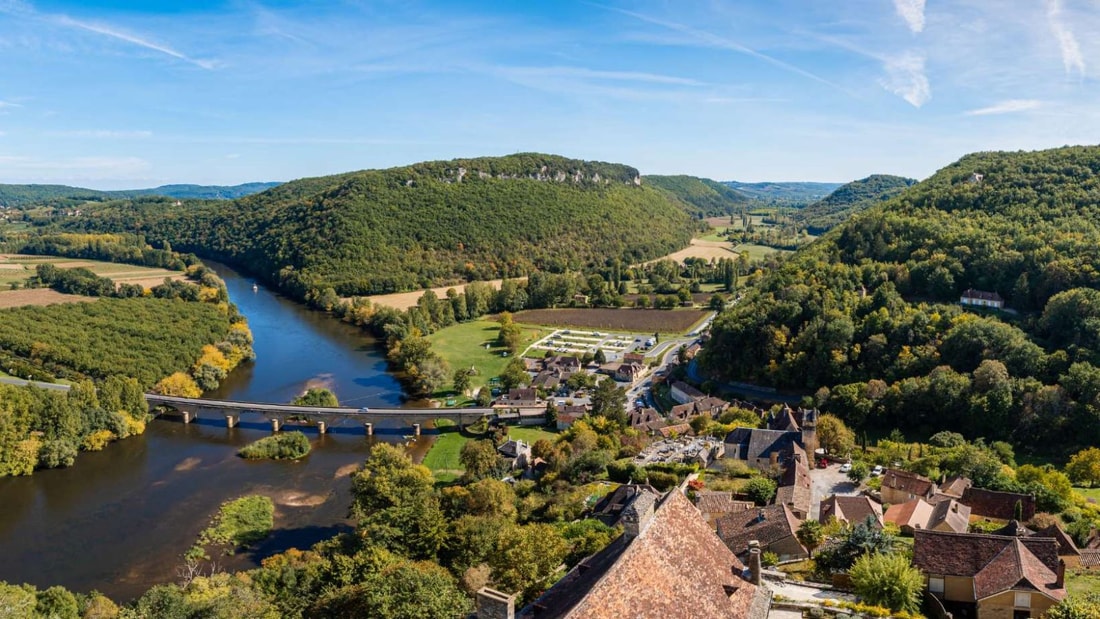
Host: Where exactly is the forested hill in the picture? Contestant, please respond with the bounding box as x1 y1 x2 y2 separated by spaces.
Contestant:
644 174 750 218
62 153 699 298
792 174 916 233
722 180 841 205
0 182 279 207
701 145 1100 454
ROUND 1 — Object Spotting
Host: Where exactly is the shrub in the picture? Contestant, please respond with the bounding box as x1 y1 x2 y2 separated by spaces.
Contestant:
238 431 311 460
744 476 777 505
849 552 923 612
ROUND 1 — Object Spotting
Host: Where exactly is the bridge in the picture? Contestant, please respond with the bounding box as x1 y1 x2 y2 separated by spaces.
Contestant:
1 377 546 435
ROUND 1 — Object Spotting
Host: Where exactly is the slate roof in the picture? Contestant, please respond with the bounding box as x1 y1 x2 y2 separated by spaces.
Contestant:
962 487 1037 521
938 476 972 498
671 381 706 401
767 407 801 432
724 428 801 465
591 484 662 527
992 520 1036 538
669 402 698 422
628 407 663 430
913 530 1065 602
818 495 883 527
520 490 769 619
717 504 804 556
1080 549 1100 568
882 468 936 498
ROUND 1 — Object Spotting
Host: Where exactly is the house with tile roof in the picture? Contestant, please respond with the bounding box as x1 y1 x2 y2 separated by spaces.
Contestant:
962 487 1037 521
693 490 754 529
880 468 937 505
992 521 1084 569
774 451 812 519
960 288 1005 310
512 489 771 619
885 497 970 534
818 495 884 528
717 504 807 562
913 529 1066 618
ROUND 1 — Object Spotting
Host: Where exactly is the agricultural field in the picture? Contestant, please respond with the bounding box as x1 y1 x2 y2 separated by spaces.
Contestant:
363 278 525 310
732 243 792 261
0 254 184 291
515 307 708 334
0 289 86 309
643 237 737 265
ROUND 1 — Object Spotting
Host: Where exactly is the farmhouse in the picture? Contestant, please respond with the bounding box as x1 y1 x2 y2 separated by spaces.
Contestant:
960 288 1004 309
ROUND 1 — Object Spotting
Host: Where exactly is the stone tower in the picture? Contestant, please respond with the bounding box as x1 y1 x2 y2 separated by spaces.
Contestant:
801 408 818 457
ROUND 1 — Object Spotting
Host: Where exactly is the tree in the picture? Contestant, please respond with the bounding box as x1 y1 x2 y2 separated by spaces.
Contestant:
291 388 339 407
814 516 896 574
153 372 202 398
744 477 777 505
849 552 922 612
589 378 627 426
816 414 855 456
796 519 825 557
1046 593 1100 619
500 356 529 390
847 461 869 483
413 355 450 396
311 558 472 619
452 367 474 395
459 440 501 482
1067 447 1100 487
709 294 725 311
593 348 606 365
35 586 79 619
489 523 570 603
497 313 523 353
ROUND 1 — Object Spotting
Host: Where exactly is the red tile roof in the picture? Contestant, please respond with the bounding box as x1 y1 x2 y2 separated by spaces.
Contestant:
913 530 1065 602
818 495 883 527
882 468 936 498
521 490 770 618
717 504 804 555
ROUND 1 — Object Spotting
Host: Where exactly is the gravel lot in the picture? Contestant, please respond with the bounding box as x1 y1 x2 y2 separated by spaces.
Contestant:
809 462 862 519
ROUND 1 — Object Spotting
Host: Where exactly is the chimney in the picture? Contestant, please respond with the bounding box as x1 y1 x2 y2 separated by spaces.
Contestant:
622 491 657 539
748 540 762 585
770 451 778 467
1056 559 1066 588
476 588 516 619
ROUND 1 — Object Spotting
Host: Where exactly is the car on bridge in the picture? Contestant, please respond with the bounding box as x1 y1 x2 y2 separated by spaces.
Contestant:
359 406 370 413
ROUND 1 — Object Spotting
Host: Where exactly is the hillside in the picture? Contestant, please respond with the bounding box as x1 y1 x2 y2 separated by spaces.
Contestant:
701 145 1100 454
722 180 841 205
0 182 279 208
644 175 749 218
62 154 699 298
792 174 916 233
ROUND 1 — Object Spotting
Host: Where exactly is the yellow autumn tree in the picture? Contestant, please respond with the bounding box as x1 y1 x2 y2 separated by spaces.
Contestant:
154 372 202 398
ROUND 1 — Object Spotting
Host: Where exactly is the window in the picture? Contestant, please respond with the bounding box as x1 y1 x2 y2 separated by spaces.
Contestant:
1014 592 1031 608
928 577 944 594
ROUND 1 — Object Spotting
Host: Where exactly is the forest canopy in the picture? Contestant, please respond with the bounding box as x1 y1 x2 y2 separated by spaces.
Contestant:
702 146 1100 455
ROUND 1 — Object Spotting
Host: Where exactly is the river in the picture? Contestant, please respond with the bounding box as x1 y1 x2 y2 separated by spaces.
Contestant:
0 262 419 601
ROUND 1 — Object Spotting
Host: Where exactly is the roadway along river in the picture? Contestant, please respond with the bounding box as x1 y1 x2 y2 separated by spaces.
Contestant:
0 262 417 601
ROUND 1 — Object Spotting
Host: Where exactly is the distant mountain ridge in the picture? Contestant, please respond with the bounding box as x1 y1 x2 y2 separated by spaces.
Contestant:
0 181 281 208
792 174 917 233
61 153 699 299
722 180 842 205
643 175 750 218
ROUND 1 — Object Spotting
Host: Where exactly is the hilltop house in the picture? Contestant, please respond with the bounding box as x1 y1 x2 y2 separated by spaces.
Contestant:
913 530 1066 618
960 288 1004 310
507 489 771 619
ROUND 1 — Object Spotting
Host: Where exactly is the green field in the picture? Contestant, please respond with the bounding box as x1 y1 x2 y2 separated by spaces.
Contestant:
422 432 467 481
0 254 182 288
1075 486 1100 502
503 426 559 443
732 243 793 261
426 318 552 394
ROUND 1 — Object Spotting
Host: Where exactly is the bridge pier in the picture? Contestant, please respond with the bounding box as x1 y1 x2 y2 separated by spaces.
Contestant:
225 414 238 429
317 421 326 435
181 410 195 424
271 418 281 433
364 422 373 437
413 423 421 437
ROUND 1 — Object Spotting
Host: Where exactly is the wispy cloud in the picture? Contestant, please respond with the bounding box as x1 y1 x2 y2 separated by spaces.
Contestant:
1045 0 1085 76
605 6 849 94
880 52 930 107
965 99 1043 116
47 129 152 139
0 100 22 109
893 0 926 34
497 66 706 86
56 16 216 69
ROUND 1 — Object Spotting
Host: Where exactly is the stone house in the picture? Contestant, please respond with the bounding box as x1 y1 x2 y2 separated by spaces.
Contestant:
880 468 937 505
818 495 884 528
717 504 808 562
960 288 1005 310
693 490 754 529
670 381 706 404
885 498 970 534
913 529 1066 618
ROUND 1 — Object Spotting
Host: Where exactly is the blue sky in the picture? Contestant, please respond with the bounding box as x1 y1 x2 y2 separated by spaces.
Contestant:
0 0 1098 188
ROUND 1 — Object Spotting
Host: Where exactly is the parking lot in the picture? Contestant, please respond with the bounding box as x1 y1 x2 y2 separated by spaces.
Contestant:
529 329 657 359
809 462 862 519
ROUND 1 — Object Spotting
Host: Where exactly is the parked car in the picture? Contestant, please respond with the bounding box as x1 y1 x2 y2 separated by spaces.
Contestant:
839 462 852 473
871 465 884 476
358 406 370 413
